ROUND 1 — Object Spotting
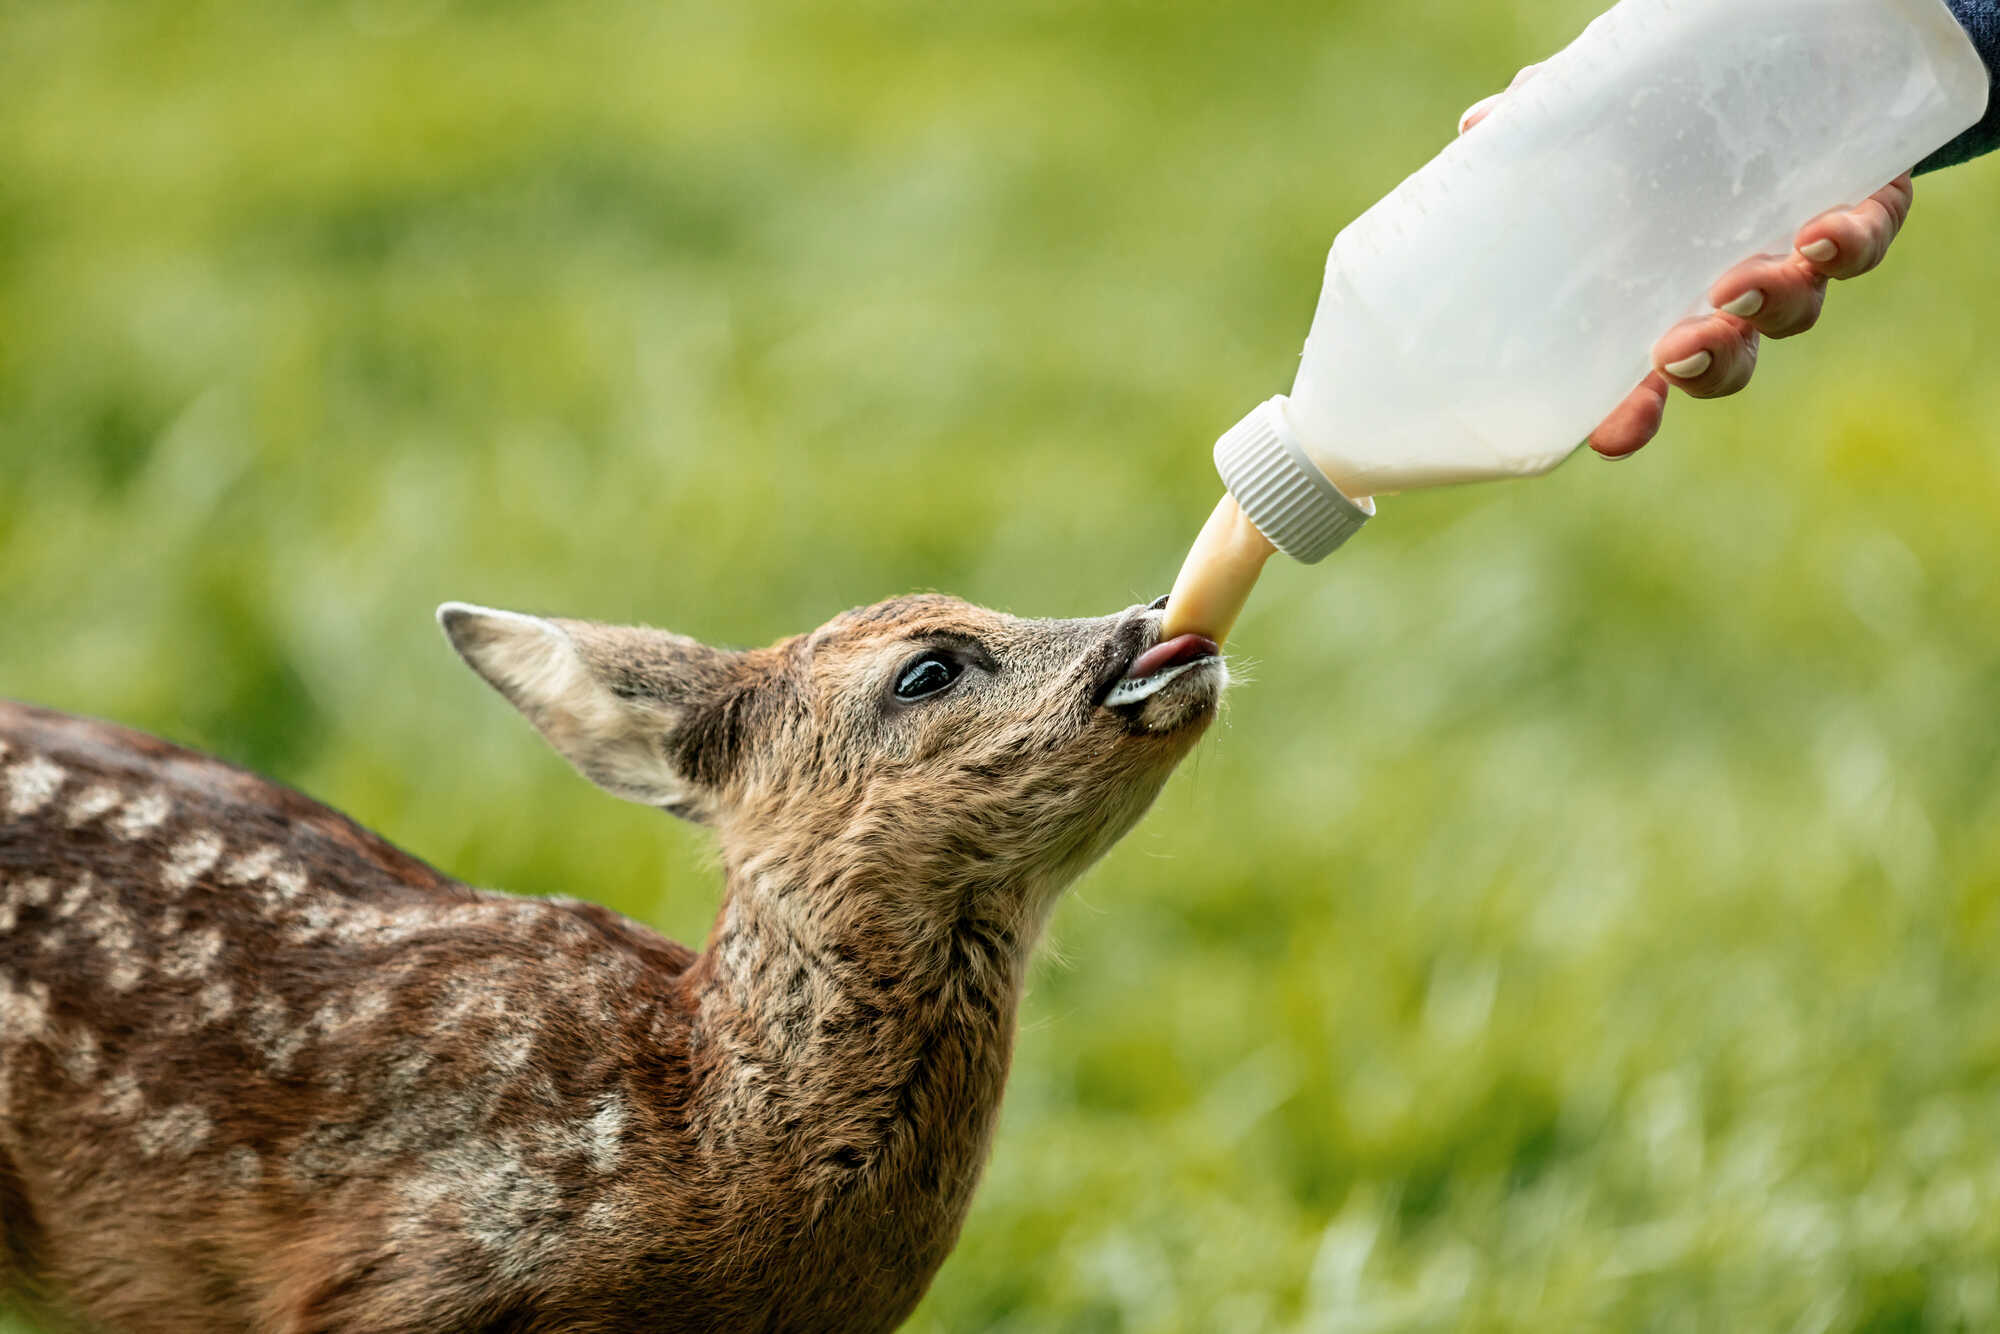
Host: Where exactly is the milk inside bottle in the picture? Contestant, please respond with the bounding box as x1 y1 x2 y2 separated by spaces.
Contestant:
1158 0 1989 646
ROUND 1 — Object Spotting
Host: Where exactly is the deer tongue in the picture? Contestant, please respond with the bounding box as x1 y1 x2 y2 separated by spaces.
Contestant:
1123 633 1220 682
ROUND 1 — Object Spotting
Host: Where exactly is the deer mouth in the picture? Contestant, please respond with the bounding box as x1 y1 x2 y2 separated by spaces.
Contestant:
1102 633 1223 711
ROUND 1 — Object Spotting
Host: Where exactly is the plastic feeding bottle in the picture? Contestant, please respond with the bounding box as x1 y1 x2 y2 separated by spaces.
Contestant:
1159 0 1989 645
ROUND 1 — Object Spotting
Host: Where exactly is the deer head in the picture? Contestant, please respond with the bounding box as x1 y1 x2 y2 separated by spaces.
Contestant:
439 594 1226 966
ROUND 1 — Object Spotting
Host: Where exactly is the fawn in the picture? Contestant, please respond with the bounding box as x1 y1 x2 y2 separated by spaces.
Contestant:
0 593 1226 1333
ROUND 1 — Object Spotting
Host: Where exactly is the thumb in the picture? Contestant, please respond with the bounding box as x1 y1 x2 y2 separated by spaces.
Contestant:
1457 93 1503 135
1458 63 1544 135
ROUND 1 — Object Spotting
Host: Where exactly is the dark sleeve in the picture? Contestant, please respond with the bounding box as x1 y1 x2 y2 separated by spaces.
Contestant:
1918 0 2000 172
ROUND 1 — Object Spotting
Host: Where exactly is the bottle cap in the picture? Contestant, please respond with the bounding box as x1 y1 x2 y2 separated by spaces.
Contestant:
1212 397 1375 564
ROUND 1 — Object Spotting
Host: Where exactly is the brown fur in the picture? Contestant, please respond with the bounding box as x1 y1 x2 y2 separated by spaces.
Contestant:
0 594 1223 1333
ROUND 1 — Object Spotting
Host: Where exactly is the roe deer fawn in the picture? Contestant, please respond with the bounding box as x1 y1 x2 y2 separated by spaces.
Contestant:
0 593 1226 1333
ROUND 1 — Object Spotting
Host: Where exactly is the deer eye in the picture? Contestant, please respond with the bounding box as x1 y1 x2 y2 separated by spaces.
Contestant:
893 652 964 702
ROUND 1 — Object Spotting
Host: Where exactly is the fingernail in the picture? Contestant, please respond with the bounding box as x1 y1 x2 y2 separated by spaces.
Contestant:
1800 239 1838 263
1457 94 1501 133
1663 350 1712 379
1720 289 1765 318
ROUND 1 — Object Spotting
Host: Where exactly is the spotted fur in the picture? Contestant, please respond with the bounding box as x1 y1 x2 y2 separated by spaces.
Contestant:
0 595 1222 1333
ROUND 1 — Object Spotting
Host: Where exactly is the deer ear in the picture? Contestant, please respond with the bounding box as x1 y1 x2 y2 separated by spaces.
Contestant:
437 602 714 818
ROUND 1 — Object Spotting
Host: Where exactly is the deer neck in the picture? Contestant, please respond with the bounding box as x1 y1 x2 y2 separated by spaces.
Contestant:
686 846 1037 1234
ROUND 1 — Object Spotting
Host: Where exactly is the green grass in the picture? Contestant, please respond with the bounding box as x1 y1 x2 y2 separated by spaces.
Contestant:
6 0 2000 1329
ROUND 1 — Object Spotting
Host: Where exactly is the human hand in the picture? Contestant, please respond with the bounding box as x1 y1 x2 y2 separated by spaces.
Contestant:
1460 68 1917 459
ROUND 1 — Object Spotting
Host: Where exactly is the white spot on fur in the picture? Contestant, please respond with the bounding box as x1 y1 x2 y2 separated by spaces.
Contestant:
436 968 514 1029
52 879 92 919
346 987 391 1029
196 980 236 1026
584 1098 626 1173
162 832 225 891
285 1125 353 1182
401 1138 566 1274
247 996 309 1074
0 975 52 1042
306 996 354 1039
222 1145 262 1187
105 789 171 840
577 951 641 1026
21 878 53 909
4 755 66 819
383 1051 434 1096
340 909 405 945
75 893 127 940
161 927 225 980
0 877 28 932
101 1070 144 1119
490 1031 536 1074
77 896 144 990
59 1026 103 1083
283 898 340 945
222 845 282 883
110 790 173 840
304 992 386 1040
137 1104 211 1158
65 783 125 828
350 901 494 948
225 844 308 908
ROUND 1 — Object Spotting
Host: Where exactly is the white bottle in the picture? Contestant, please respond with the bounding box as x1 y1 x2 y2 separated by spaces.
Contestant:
1217 0 1990 565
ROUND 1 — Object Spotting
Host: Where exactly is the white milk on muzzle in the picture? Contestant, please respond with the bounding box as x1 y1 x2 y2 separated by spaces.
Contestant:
1215 0 1989 564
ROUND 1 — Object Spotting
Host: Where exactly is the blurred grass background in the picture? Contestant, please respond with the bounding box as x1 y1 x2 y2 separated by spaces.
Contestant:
5 0 2000 1329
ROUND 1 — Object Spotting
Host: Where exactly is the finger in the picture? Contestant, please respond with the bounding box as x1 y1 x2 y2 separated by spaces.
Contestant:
1795 175 1914 280
1458 64 1542 134
1589 374 1669 459
1872 173 1916 232
1650 313 1760 400
1458 95 1502 134
1796 207 1892 279
1707 253 1829 339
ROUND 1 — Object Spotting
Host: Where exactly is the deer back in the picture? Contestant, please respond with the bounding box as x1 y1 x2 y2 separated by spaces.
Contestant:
0 701 712 1332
